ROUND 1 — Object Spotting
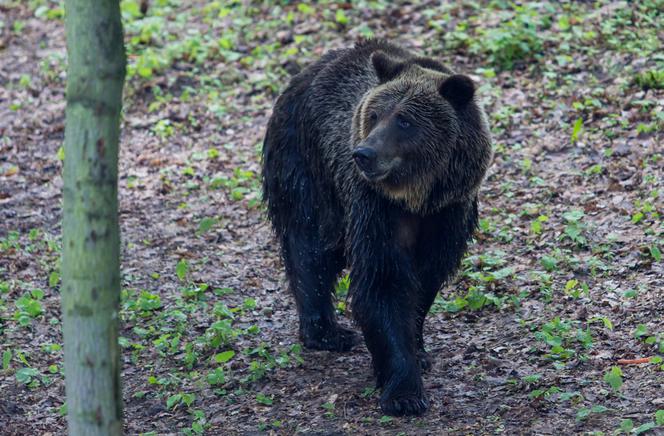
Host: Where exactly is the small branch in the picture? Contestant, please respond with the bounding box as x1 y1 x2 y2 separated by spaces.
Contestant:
616 357 653 365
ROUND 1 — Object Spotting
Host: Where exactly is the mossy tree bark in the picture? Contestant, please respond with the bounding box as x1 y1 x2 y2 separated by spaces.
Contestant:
61 0 126 434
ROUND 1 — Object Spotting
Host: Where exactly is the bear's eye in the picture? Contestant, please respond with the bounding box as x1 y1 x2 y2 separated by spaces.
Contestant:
397 116 411 129
369 111 378 123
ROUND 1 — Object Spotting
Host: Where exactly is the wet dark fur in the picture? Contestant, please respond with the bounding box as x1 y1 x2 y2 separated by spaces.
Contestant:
262 39 492 416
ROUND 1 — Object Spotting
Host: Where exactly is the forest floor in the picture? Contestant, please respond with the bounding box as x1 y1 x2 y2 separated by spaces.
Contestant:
1 1 663 435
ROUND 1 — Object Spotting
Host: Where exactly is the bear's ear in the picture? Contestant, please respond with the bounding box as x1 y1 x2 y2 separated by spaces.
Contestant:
439 74 475 107
371 51 405 83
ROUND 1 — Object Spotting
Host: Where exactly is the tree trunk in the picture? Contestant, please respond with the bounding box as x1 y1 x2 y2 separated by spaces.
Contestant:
61 0 126 434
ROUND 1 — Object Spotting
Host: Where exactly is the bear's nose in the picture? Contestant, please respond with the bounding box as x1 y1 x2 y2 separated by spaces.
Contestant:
352 147 377 172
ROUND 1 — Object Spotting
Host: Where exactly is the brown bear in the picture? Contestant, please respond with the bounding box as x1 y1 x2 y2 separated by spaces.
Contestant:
262 39 492 416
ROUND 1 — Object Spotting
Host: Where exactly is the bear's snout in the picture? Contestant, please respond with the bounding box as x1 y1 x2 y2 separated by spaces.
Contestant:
352 147 378 173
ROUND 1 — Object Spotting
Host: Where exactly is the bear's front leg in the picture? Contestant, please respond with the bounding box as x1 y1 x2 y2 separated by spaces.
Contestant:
346 189 430 416
352 284 428 416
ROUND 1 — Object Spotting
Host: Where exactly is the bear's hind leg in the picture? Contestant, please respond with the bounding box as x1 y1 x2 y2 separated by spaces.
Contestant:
283 231 358 352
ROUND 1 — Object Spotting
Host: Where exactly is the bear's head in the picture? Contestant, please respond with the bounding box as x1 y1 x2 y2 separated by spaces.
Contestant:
351 50 492 213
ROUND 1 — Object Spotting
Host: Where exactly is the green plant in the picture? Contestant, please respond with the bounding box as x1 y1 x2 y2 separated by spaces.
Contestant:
176 259 188 282
530 214 548 235
166 392 196 410
2 349 11 370
634 69 664 90
604 366 623 391
123 290 162 316
563 279 589 299
576 404 609 421
16 367 41 387
535 317 593 363
14 290 44 327
474 4 548 69
561 210 587 246
152 119 175 138
256 393 273 406
322 401 335 418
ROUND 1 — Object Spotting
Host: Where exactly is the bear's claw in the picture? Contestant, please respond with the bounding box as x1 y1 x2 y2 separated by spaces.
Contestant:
301 325 359 352
378 370 429 416
379 393 429 416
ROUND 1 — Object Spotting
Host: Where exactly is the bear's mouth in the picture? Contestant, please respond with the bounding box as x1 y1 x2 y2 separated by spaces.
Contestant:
352 149 401 183
358 168 390 182
356 157 404 184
